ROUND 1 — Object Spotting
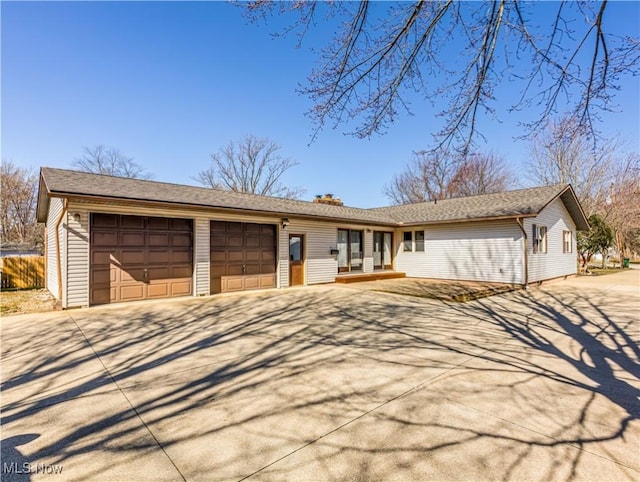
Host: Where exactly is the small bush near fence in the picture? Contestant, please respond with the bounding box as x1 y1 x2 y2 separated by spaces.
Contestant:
1 256 45 290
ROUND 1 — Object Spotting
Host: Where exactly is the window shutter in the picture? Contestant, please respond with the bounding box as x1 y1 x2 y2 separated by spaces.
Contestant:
532 224 538 253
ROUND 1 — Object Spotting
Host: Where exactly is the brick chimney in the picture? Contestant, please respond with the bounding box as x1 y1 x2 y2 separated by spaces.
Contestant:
313 193 343 206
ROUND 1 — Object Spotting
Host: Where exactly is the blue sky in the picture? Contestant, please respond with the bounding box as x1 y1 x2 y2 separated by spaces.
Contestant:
2 1 638 208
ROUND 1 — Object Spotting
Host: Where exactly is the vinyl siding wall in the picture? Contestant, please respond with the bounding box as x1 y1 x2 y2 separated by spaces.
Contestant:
395 220 524 284
66 209 89 308
194 218 210 295
524 198 577 282
45 197 64 300
280 219 339 287
279 220 379 287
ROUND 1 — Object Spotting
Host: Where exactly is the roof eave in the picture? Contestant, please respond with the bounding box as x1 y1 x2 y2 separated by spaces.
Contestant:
399 213 538 227
35 170 50 223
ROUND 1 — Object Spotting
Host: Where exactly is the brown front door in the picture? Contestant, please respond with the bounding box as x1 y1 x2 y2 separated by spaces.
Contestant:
90 213 193 305
289 234 304 286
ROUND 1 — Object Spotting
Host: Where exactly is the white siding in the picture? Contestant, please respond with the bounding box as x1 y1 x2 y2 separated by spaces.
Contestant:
194 218 210 295
395 220 524 284
45 197 64 300
525 198 577 282
281 219 339 286
66 207 89 308
363 230 373 273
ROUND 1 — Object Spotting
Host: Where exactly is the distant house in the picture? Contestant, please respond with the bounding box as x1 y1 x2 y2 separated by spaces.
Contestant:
36 167 589 308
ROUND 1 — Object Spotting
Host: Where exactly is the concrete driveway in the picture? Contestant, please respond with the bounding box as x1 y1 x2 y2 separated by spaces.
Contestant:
1 271 639 481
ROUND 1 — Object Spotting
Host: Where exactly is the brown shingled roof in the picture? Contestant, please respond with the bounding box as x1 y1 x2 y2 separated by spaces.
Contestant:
371 184 589 229
37 167 397 225
37 167 589 230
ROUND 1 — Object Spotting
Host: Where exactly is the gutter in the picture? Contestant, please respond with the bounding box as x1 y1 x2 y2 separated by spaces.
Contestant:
515 217 528 288
54 198 68 301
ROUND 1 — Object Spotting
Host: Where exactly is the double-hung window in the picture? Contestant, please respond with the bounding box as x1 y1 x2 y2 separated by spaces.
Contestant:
415 231 425 252
532 224 547 254
403 231 425 252
403 232 413 252
563 230 572 253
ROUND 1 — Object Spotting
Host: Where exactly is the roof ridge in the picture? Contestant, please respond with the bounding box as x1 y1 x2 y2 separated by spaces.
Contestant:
41 166 370 210
368 183 568 211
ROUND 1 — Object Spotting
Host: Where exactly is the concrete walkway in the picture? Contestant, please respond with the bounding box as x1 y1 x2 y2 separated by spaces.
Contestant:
1 270 638 481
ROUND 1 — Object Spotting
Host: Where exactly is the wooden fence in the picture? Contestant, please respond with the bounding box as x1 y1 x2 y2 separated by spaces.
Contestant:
0 256 45 290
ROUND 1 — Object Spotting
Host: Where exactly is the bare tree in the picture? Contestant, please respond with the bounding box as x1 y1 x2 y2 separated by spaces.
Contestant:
194 135 304 199
526 117 618 216
1 161 40 247
603 154 640 260
385 150 514 204
72 145 151 179
448 153 515 198
246 2 639 152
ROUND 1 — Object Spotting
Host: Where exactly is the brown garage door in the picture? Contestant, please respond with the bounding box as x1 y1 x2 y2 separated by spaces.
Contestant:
210 221 276 294
90 213 193 305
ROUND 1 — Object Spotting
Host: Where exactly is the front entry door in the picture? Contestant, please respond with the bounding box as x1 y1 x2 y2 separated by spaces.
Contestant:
289 234 304 286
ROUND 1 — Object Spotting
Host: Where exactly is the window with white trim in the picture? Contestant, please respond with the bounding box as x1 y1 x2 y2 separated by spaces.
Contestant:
532 224 547 254
563 230 572 253
415 230 425 252
403 231 413 252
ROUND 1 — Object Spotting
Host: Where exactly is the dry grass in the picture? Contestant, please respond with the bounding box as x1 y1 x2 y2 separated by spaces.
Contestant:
340 278 520 302
0 289 60 315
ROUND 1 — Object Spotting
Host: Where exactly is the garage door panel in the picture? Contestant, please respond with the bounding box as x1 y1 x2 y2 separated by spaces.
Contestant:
92 213 117 228
211 265 227 277
245 236 260 248
170 281 191 296
210 250 226 263
171 219 192 230
93 232 118 247
91 287 112 305
227 264 244 276
261 250 275 261
120 268 145 282
170 250 192 264
261 274 276 288
245 251 260 262
121 216 145 229
227 235 244 247
171 266 192 278
90 213 192 305
244 276 260 289
148 217 169 230
245 264 261 275
149 267 170 279
121 232 145 247
149 233 169 246
120 250 146 265
91 268 111 285
148 250 170 264
91 250 112 265
171 233 192 246
147 284 169 298
120 285 145 301
227 250 244 262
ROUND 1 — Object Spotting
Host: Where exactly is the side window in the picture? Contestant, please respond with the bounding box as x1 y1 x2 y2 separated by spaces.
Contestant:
403 231 413 252
415 230 425 252
563 230 572 253
532 224 547 254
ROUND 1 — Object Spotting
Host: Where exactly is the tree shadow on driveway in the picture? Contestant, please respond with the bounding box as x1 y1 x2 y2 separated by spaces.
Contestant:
1 281 638 480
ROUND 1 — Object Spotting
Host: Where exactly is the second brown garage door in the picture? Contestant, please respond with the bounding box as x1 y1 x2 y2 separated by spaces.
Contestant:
210 221 276 293
90 213 193 305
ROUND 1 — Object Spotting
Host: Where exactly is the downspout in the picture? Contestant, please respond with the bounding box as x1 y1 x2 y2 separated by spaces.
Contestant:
54 199 68 301
516 217 528 288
